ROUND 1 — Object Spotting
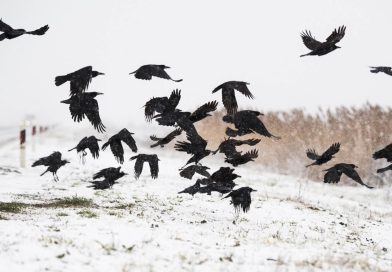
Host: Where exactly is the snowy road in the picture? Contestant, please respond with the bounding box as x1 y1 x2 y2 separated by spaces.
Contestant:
0 130 391 271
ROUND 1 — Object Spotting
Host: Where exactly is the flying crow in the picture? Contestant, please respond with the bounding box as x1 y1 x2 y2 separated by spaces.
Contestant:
373 143 392 173
102 128 137 164
178 180 201 196
175 130 211 168
213 138 261 158
306 142 340 167
369 66 392 76
130 154 160 179
144 89 181 121
225 149 259 167
222 187 257 213
0 19 49 42
129 64 182 82
89 167 127 190
32 152 69 181
179 165 211 180
323 163 373 189
150 128 183 148
68 136 101 163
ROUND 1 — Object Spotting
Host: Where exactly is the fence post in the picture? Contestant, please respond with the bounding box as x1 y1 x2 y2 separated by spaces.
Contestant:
32 125 36 153
20 121 26 168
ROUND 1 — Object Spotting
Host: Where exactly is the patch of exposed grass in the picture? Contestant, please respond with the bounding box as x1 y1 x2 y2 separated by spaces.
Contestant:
77 210 98 218
35 196 93 209
57 212 69 217
112 203 135 210
0 202 28 213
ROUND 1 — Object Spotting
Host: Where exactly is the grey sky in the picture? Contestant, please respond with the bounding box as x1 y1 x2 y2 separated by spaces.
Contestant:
1 0 392 129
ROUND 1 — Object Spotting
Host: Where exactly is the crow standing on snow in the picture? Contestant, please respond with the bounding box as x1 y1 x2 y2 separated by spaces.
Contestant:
102 128 138 164
129 64 182 82
144 89 181 121
89 167 127 190
306 142 340 167
175 130 212 168
130 154 160 179
300 25 346 57
212 81 254 115
213 138 261 158
32 152 69 181
222 187 257 213
55 66 104 96
0 19 49 42
150 128 183 148
323 163 373 189
223 110 280 139
179 165 211 180
369 66 392 76
68 136 101 162
373 143 392 173
225 149 259 167
61 92 106 133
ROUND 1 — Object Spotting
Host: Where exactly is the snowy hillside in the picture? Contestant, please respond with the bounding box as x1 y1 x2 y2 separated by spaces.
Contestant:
0 130 391 271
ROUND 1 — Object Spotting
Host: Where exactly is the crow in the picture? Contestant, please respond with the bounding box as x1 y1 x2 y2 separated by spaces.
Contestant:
323 163 373 189
150 128 183 148
89 167 127 190
130 154 160 179
32 151 69 181
222 187 257 213
213 138 261 158
175 130 211 168
223 110 280 139
178 180 201 196
300 26 346 57
212 81 254 115
61 92 106 133
0 19 49 42
210 167 240 186
68 136 101 163
129 64 182 82
199 182 234 195
306 142 340 167
188 101 219 123
369 66 392 76
144 89 181 121
373 143 392 173
179 165 211 180
102 128 137 164
55 66 104 96
225 149 259 167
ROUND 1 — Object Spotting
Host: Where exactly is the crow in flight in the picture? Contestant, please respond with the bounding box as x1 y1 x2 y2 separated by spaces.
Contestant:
32 151 69 181
300 26 346 57
223 110 280 139
225 149 259 167
210 167 241 186
175 130 212 168
129 64 182 82
89 167 127 190
192 167 240 195
179 165 211 180
130 154 160 179
373 143 392 173
0 19 49 42
213 138 261 158
178 180 201 196
323 163 373 189
150 128 183 148
55 66 104 96
102 128 137 164
222 187 257 213
212 81 254 115
370 66 392 76
61 92 106 133
68 136 101 163
199 182 234 195
306 142 340 167
144 89 181 121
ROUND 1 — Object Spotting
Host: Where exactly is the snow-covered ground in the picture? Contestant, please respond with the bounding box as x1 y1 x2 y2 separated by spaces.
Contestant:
0 129 391 272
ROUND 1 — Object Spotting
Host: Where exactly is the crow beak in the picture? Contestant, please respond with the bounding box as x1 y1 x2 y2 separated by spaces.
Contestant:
97 139 102 141
96 92 104 96
60 99 70 104
336 46 341 49
165 66 171 69
252 189 257 192
98 72 105 75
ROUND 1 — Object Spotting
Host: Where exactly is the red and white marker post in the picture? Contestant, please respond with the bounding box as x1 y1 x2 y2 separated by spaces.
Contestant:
20 121 26 168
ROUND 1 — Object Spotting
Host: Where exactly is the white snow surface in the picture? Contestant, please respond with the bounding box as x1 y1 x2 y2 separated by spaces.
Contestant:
0 130 392 272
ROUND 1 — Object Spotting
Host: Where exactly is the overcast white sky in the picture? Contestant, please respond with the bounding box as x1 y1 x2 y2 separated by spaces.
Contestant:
1 0 392 130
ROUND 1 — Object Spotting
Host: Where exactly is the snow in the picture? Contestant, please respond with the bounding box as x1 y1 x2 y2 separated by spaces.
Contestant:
0 129 392 272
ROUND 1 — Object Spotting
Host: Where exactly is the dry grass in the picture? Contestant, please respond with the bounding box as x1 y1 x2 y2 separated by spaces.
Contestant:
197 103 392 187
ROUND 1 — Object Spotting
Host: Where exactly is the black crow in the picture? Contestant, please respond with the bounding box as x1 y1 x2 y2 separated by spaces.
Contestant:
306 142 340 167
225 149 259 167
179 165 211 180
68 136 101 162
55 66 104 96
369 66 392 76
178 180 201 196
150 128 183 148
373 143 392 173
210 167 240 185
144 89 181 121
0 19 49 42
323 163 373 189
200 182 234 195
32 152 69 181
188 101 219 123
222 187 257 213
175 130 211 168
129 64 182 82
130 154 160 179
61 92 106 133
89 167 127 190
213 138 261 158
212 81 254 115
102 128 137 164
300 26 346 57
223 110 280 139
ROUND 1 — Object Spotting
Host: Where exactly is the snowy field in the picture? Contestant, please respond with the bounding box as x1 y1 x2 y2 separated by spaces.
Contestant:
0 129 392 272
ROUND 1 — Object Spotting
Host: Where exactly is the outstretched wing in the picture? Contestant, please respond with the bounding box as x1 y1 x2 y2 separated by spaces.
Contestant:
119 129 138 152
132 157 144 179
373 144 392 162
301 30 322 50
189 101 218 122
234 82 254 99
243 149 259 160
306 149 320 160
322 142 340 157
85 99 106 133
110 141 125 164
27 25 49 35
323 169 341 184
70 66 93 96
93 168 111 180
0 19 14 32
246 113 280 139
168 89 181 110
325 25 346 45
237 138 261 146
148 155 159 179
87 137 100 159
144 97 167 121
150 135 161 142
222 88 238 115
342 167 373 189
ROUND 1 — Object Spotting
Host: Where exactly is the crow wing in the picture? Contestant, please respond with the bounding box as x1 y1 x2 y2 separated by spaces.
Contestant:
341 166 373 189
27 25 49 35
234 82 254 99
306 149 320 160
85 99 106 133
144 97 168 121
301 30 322 50
118 129 137 153
222 88 237 115
148 155 159 179
189 101 218 122
110 141 125 164
180 165 210 179
322 142 340 158
0 19 14 32
130 156 144 179
168 89 181 110
245 113 279 139
236 138 261 146
373 144 392 162
69 66 93 96
87 137 100 159
325 26 346 45
323 169 342 184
